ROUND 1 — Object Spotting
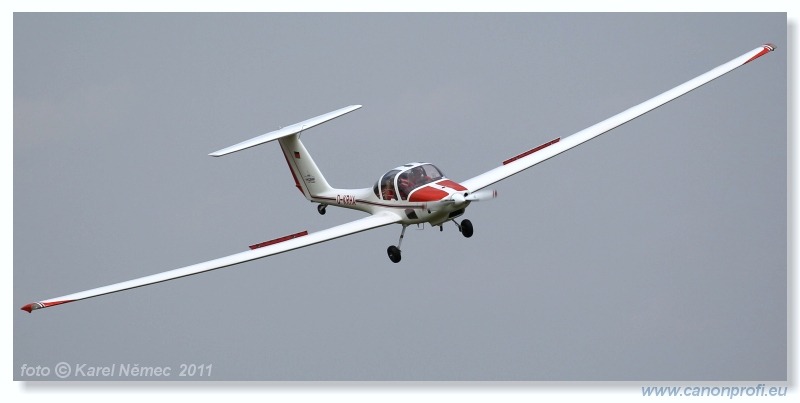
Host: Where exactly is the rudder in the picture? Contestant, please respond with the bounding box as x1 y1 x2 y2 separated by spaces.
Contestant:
278 134 333 198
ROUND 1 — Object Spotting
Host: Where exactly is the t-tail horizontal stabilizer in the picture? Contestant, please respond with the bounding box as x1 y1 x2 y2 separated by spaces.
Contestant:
209 105 362 157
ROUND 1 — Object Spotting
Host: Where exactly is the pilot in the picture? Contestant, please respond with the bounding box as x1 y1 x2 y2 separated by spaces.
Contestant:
398 172 413 198
412 167 431 185
382 179 396 200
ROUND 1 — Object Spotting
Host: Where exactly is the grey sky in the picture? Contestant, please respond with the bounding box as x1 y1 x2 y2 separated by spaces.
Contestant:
14 13 786 381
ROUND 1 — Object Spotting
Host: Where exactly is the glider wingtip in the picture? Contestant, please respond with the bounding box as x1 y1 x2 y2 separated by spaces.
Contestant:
744 43 777 64
21 303 40 313
21 300 73 313
209 149 232 157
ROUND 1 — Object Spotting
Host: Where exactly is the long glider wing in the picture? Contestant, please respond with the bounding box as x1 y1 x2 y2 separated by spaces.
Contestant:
461 44 776 192
21 211 401 312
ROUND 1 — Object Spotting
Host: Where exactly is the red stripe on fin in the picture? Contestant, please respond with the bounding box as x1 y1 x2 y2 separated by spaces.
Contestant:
282 152 304 195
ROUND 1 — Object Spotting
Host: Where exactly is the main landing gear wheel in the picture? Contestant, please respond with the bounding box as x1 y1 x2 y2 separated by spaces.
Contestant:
460 219 474 238
387 225 407 263
387 245 402 263
317 204 327 215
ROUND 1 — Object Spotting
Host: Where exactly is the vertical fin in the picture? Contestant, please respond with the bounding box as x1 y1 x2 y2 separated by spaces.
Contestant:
278 134 333 199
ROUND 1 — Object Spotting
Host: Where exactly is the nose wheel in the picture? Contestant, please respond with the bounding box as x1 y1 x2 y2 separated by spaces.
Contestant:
455 219 473 238
317 204 327 215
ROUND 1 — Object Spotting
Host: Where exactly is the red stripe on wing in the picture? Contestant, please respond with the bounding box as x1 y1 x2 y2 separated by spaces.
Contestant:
503 138 560 165
249 231 309 250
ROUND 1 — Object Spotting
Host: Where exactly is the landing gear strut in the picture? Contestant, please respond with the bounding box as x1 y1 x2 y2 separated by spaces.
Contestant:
387 225 407 263
317 204 327 215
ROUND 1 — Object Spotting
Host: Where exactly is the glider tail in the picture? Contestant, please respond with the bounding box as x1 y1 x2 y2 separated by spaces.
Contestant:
277 134 332 198
209 105 361 199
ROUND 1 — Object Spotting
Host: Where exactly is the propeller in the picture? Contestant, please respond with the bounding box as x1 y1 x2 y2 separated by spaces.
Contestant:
425 189 497 211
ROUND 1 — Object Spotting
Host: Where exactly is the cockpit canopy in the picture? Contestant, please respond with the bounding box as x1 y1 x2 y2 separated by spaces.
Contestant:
373 163 445 201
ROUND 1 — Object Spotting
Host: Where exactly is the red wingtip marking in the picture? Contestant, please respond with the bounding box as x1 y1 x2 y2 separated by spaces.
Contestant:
503 137 560 165
744 44 776 64
249 230 309 250
21 300 73 313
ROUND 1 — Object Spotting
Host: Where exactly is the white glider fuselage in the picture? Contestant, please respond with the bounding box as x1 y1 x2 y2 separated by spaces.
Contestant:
304 172 471 227
276 126 477 227
309 187 463 226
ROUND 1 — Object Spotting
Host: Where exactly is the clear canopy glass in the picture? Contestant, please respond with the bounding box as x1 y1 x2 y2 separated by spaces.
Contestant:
373 164 445 201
